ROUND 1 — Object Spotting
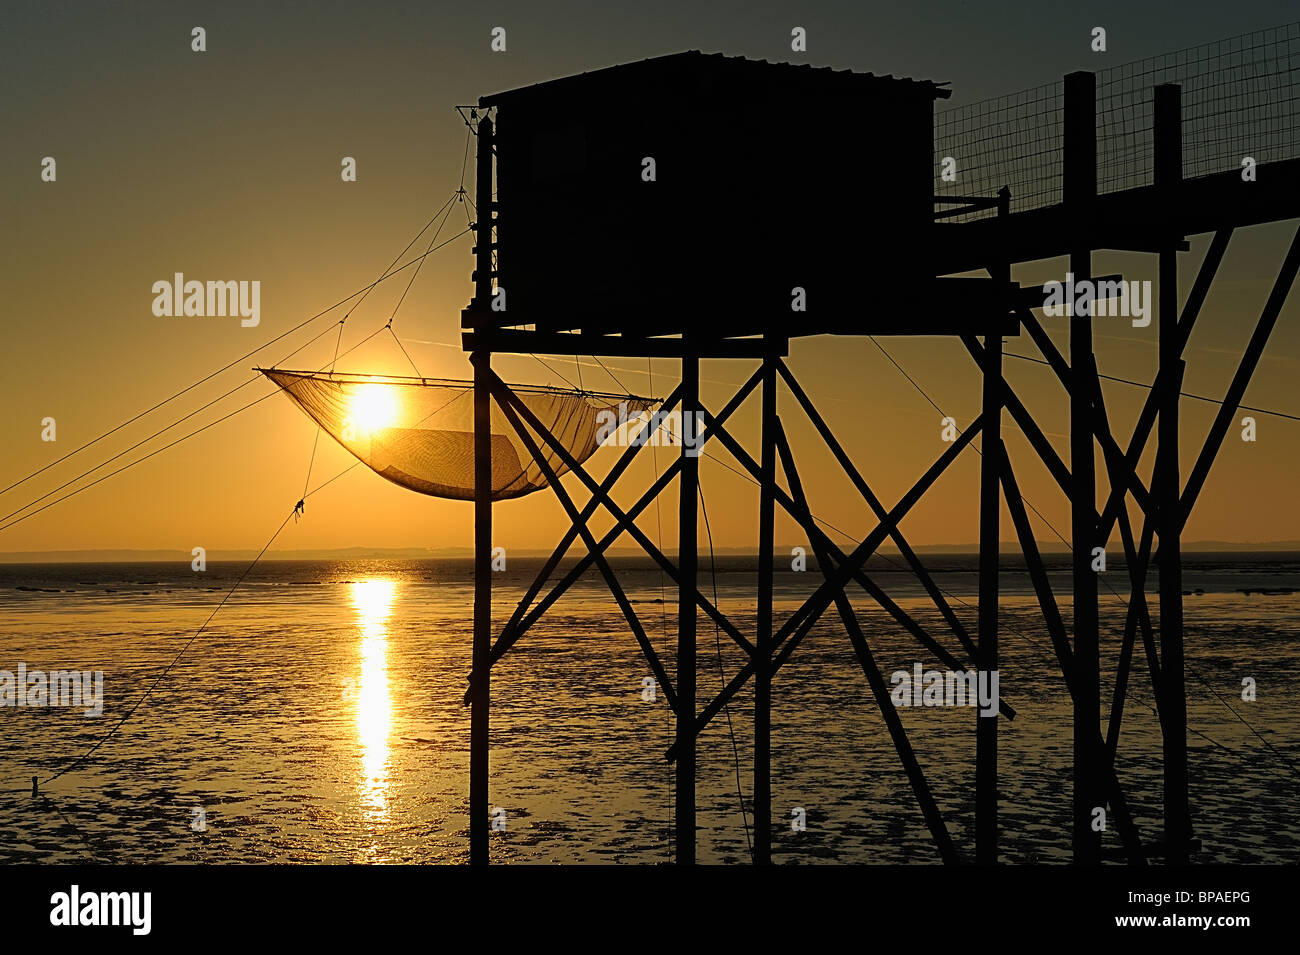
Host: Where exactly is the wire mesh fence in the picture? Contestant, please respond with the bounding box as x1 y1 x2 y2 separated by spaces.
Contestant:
934 22 1300 221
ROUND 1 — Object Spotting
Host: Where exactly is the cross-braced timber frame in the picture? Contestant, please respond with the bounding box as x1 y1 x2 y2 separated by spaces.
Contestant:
460 60 1300 865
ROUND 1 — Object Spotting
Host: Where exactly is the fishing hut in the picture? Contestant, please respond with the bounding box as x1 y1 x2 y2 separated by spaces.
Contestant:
460 31 1300 865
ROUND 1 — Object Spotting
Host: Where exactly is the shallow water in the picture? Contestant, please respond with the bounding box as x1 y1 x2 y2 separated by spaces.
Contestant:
0 555 1296 864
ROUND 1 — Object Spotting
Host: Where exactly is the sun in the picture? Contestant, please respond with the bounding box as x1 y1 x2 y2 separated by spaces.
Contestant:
347 382 400 435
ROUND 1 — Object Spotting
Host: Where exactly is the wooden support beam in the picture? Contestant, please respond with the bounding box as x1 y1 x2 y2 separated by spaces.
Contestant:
1088 358 1163 759
1155 83 1192 865
1016 309 1153 516
496 385 682 650
665 414 989 762
1105 517 1160 762
489 374 755 661
775 419 960 864
480 367 762 671
488 379 681 716
978 190 1007 864
490 458 678 671
1065 69 1102 866
463 328 789 358
777 361 985 670
705 409 1017 719
471 352 491 867
678 352 700 865
754 349 776 864
469 116 494 868
667 597 835 766
933 155 1299 276
1000 452 1147 864
1095 229 1232 543
1180 225 1300 523
963 336 1073 499
762 414 983 652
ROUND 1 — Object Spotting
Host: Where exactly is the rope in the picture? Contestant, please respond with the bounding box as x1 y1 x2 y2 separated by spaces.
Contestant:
699 483 754 860
301 320 347 505
529 354 583 392
0 316 346 529
0 200 460 501
0 225 471 535
390 194 459 324
0 324 390 535
1005 350 1300 421
34 509 297 789
0 379 475 797
389 326 424 378
382 192 464 380
592 355 634 396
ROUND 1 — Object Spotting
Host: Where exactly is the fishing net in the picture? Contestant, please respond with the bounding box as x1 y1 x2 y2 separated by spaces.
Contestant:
262 369 654 501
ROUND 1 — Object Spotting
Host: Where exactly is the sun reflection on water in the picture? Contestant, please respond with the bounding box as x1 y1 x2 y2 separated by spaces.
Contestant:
349 578 396 819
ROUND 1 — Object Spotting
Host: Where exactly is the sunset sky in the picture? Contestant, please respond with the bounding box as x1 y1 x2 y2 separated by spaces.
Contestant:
4 0 1299 558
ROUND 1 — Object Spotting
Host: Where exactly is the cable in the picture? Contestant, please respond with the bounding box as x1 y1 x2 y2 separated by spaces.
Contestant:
530 354 582 392
0 317 346 528
699 482 754 859
302 320 348 502
388 326 424 378
1005 351 1300 421
0 225 470 533
0 324 389 535
593 355 634 396
0 199 459 500
36 508 297 788
390 193 459 322
867 336 1300 781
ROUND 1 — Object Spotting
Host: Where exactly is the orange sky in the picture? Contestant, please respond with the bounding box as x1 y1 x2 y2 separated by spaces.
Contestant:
4 2 1299 557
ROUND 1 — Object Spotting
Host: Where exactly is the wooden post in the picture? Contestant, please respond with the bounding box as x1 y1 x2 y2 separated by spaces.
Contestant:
1064 70 1101 865
677 350 699 864
976 186 1009 864
470 115 494 866
754 344 777 864
1155 83 1190 864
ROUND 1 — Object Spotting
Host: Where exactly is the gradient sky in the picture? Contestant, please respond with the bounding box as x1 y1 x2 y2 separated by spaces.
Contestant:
3 0 1299 557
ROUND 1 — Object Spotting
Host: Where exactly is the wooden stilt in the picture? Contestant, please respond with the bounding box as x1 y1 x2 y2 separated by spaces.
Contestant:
469 115 494 867
1154 86 1191 863
1065 70 1102 865
1000 454 1148 865
976 187 1008 864
677 351 699 865
471 347 491 867
754 346 776 864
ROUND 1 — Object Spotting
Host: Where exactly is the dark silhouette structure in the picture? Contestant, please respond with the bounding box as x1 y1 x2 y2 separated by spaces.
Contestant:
461 30 1300 864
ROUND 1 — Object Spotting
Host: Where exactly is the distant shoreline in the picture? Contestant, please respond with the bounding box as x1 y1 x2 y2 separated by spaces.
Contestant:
4 543 1300 564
